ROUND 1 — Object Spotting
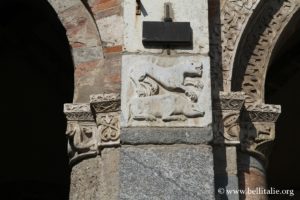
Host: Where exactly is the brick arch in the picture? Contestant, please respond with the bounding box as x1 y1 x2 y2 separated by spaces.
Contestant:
231 0 300 106
47 0 104 102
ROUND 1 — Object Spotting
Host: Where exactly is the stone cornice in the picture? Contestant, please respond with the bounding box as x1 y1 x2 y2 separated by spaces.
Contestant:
246 104 281 122
90 93 121 113
64 103 94 121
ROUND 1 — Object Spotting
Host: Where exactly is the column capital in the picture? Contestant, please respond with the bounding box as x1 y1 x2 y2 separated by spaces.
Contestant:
241 104 281 163
64 93 121 165
213 92 245 144
64 103 98 165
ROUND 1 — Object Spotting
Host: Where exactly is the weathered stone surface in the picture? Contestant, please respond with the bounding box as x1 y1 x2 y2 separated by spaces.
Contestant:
214 146 239 200
60 3 101 48
215 175 239 200
74 54 121 103
72 46 104 65
96 14 123 47
91 0 121 13
121 127 212 144
123 0 209 54
121 55 212 127
47 0 80 13
69 148 119 200
214 146 237 175
90 93 121 147
120 145 214 200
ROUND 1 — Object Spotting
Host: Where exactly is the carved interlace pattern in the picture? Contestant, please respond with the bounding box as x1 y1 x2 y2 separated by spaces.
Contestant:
221 0 259 81
210 0 259 93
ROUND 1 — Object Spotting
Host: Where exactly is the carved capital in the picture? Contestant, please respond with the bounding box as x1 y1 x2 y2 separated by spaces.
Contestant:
241 104 281 162
246 104 281 122
64 103 94 121
213 92 245 144
214 91 245 110
90 93 121 113
64 104 98 165
90 93 121 147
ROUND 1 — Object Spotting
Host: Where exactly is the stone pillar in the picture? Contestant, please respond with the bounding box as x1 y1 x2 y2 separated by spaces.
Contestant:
213 92 245 200
64 94 121 200
239 104 281 200
238 152 267 200
120 0 214 199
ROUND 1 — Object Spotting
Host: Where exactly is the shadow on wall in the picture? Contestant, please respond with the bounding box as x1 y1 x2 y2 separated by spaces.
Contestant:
0 0 74 199
265 13 300 199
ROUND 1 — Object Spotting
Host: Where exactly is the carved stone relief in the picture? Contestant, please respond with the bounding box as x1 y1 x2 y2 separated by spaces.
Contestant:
64 103 94 121
233 0 300 105
121 55 212 127
90 93 121 146
213 92 245 144
64 103 98 165
221 0 260 90
64 93 121 164
210 0 260 95
240 104 281 161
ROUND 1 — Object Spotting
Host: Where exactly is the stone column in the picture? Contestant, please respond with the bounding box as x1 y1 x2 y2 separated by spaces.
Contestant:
213 92 245 200
239 104 281 200
120 0 215 199
64 94 121 200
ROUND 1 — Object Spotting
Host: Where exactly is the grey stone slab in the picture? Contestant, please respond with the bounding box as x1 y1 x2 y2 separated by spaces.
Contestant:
121 127 213 144
213 146 238 175
120 145 215 200
69 148 119 200
215 175 239 200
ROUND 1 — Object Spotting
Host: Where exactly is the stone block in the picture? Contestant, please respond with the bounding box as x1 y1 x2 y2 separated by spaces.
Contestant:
92 0 120 13
123 0 209 54
96 14 124 47
121 127 213 144
72 46 104 65
69 148 119 200
215 175 239 200
60 4 100 48
120 145 215 200
47 0 80 13
121 54 212 127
